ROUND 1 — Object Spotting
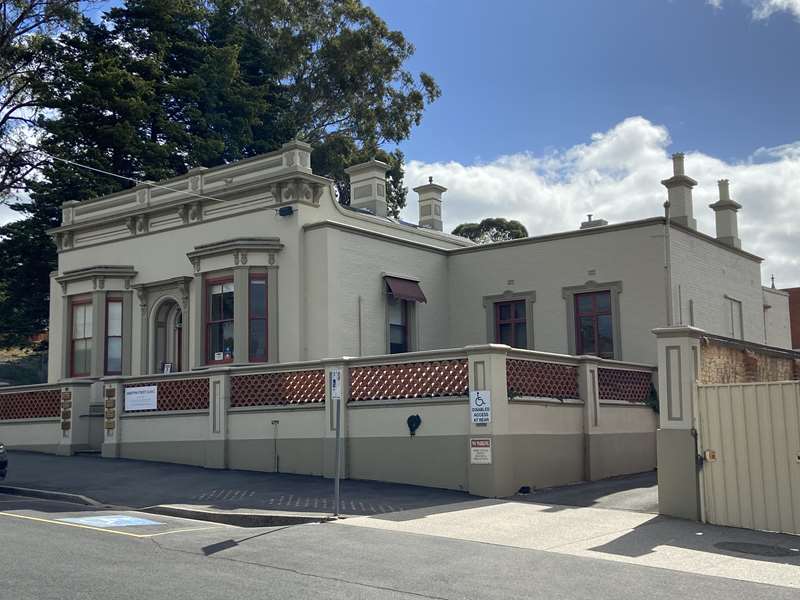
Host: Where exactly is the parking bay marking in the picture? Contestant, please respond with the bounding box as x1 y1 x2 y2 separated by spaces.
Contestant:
0 511 225 538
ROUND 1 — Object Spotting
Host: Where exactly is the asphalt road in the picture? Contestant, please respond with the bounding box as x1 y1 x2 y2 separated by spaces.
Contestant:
1 493 797 600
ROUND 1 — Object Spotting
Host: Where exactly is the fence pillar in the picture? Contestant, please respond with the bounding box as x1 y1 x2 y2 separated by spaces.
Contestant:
577 357 601 481
322 359 350 479
57 382 92 456
653 326 704 520
101 380 123 458
206 371 230 468
466 345 512 498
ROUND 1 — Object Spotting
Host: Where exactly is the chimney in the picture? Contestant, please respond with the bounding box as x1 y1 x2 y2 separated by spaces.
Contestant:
345 159 389 217
413 177 447 231
661 153 698 229
580 214 608 229
709 179 742 249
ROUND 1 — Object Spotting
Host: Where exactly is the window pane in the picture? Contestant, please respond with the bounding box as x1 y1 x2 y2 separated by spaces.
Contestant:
250 279 267 318
84 305 92 337
249 319 267 361
497 303 511 321
595 292 611 312
74 339 91 374
211 284 222 295
223 282 234 294
222 289 235 320
576 295 593 315
107 301 122 336
211 291 223 321
72 304 85 339
597 315 614 357
513 301 526 320
208 322 234 361
388 297 404 326
389 324 407 353
106 337 122 373
497 323 513 346
579 317 596 354
514 323 527 349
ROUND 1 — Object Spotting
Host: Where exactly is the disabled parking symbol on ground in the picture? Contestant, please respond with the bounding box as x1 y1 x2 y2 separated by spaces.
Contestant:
57 515 165 528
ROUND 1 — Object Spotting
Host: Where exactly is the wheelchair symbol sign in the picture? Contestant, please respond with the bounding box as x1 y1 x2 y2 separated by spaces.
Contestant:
470 390 492 424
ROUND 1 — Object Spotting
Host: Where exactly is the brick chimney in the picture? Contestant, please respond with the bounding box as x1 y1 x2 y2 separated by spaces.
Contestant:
709 179 742 249
345 159 389 217
413 177 446 231
661 153 698 229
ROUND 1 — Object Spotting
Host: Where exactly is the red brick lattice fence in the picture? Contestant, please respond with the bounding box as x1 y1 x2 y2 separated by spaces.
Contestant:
0 388 61 420
123 378 209 412
597 368 652 403
349 359 469 401
231 370 326 407
506 359 580 400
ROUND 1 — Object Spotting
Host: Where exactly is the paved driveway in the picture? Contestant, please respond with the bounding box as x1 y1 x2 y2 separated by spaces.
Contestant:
2 451 476 516
518 471 658 513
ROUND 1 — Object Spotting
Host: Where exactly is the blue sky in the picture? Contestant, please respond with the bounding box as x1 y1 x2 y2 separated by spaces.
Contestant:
369 0 800 165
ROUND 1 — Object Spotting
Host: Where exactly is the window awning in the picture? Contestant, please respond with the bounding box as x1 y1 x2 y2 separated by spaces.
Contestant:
384 276 427 303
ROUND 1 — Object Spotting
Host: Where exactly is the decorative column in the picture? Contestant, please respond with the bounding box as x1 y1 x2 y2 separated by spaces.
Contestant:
137 288 149 374
577 357 602 481
653 325 704 520
90 290 106 378
232 266 249 365
206 371 230 468
465 344 512 498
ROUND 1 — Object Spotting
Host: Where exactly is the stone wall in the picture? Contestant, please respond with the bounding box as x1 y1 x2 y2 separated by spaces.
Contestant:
699 335 800 384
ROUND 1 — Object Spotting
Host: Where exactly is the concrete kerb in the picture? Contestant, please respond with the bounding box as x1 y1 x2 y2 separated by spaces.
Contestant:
0 484 333 527
0 485 104 508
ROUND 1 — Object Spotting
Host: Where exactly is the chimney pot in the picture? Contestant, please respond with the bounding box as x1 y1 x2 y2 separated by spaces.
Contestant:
413 179 447 231
672 153 685 176
709 178 742 249
661 152 698 230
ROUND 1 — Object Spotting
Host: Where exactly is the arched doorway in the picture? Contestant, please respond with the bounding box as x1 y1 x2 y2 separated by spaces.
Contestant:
153 299 183 373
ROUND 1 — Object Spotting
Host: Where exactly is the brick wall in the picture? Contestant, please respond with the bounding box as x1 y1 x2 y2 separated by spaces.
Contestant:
700 336 799 384
785 287 800 350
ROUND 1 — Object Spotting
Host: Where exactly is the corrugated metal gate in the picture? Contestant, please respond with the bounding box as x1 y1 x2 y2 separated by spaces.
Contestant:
697 382 800 535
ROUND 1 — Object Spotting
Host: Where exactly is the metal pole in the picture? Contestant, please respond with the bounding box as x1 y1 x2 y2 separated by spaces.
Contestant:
333 386 341 517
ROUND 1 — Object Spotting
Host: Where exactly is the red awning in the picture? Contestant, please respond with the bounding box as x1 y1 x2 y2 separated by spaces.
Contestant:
384 276 427 303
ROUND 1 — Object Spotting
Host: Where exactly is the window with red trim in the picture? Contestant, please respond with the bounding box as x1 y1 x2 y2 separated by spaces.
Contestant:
206 278 234 364
494 300 527 348
249 274 268 362
575 291 614 358
105 298 123 374
71 298 93 377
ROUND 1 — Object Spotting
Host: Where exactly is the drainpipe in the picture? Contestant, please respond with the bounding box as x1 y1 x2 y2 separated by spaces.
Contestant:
664 201 674 326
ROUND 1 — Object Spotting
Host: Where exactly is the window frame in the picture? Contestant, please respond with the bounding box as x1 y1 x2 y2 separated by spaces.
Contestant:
482 290 536 350
104 296 124 375
248 272 268 363
494 300 528 348
725 295 744 340
70 297 93 378
574 290 614 358
562 281 623 360
205 275 235 365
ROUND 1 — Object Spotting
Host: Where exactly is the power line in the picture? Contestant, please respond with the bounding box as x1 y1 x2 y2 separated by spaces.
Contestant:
32 147 227 204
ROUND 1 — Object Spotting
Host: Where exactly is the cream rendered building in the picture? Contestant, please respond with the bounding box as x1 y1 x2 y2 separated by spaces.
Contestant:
47 142 790 384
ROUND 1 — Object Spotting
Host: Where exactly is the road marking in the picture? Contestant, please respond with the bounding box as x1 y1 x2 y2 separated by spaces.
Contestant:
0 511 225 538
59 515 164 527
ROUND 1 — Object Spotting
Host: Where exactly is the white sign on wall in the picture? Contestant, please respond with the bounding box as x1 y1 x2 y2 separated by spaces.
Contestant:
470 390 491 424
330 368 342 402
470 438 492 464
124 386 158 411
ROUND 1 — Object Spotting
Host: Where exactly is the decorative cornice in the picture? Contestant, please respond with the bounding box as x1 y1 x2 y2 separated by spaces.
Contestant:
186 237 284 270
55 265 137 285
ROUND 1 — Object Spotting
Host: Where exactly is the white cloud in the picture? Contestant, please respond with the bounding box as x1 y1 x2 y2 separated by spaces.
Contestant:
708 0 800 19
402 116 800 288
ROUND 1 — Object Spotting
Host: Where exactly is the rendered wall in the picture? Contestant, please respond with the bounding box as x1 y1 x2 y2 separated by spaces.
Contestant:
763 287 792 348
447 223 668 364
118 412 209 466
0 419 61 453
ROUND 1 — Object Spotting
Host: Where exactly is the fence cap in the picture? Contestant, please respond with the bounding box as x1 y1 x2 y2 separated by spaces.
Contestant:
652 326 706 339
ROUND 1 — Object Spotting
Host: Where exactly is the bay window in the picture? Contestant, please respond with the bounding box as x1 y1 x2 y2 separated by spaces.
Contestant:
71 299 93 377
207 279 234 363
105 298 123 374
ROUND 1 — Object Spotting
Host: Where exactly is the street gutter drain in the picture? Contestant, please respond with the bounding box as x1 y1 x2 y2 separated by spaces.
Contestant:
714 542 800 558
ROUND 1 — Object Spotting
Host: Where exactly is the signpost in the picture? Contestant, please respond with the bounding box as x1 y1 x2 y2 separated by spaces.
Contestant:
330 368 343 517
124 386 158 411
470 390 491 424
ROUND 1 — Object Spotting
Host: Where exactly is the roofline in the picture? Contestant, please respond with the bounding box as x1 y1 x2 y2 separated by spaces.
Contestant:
448 216 763 262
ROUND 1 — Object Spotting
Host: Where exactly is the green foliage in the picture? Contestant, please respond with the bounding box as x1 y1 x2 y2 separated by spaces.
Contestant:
452 218 529 244
0 0 439 346
645 382 659 414
0 351 48 386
